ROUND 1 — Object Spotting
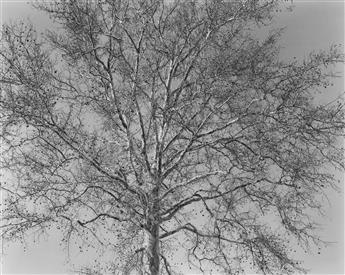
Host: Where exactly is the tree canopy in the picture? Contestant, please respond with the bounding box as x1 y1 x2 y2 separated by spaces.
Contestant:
1 0 344 274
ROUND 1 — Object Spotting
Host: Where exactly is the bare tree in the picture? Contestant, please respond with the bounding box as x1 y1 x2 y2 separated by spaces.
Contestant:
1 0 344 274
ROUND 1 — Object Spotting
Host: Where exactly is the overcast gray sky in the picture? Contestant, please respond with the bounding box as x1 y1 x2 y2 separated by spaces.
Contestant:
0 0 344 274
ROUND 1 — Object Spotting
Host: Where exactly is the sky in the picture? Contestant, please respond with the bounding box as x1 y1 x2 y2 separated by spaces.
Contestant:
0 0 344 274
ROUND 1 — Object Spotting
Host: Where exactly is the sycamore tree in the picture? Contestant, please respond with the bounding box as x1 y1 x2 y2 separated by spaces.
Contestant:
1 0 344 274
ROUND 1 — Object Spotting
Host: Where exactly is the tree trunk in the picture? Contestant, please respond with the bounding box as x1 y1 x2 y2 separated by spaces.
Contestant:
147 223 160 275
144 185 160 275
143 218 160 275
